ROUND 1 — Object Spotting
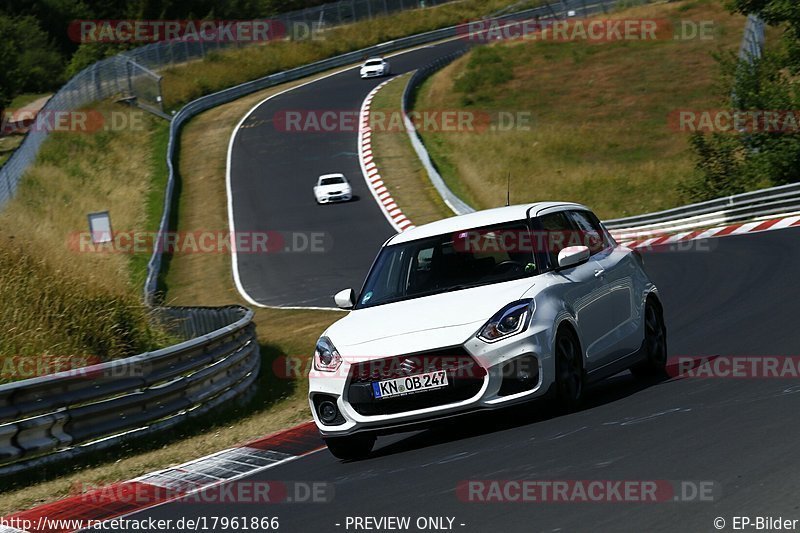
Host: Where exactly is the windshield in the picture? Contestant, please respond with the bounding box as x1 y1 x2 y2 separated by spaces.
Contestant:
364 59 383 66
356 221 538 309
319 177 345 186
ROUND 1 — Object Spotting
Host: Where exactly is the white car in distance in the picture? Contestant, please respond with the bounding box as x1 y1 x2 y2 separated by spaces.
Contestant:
309 202 668 460
314 173 352 204
359 57 390 79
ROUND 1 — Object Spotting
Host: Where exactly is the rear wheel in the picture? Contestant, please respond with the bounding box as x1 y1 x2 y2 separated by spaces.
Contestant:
554 329 584 411
630 299 668 378
324 434 376 461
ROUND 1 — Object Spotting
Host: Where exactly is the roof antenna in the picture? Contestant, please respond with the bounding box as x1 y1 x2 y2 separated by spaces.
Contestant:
505 172 511 207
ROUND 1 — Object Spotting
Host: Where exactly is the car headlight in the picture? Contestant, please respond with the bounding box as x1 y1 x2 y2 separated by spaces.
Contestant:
314 336 342 372
478 299 533 343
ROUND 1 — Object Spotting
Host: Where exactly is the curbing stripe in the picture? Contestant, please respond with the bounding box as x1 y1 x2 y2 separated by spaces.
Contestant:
3 422 322 533
356 78 416 232
616 213 800 249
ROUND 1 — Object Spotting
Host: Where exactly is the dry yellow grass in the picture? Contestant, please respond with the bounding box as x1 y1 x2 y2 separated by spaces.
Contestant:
0 73 344 516
0 103 171 364
368 74 452 226
415 0 749 219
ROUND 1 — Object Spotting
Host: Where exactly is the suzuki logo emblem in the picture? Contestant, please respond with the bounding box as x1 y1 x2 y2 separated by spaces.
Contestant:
399 358 417 374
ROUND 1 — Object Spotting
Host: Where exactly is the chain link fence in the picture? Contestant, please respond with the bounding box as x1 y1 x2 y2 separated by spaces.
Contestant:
0 0 456 210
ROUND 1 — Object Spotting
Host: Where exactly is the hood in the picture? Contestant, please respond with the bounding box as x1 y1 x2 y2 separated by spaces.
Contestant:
325 277 535 359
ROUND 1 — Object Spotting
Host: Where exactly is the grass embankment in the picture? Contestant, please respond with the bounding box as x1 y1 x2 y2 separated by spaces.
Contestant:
368 73 453 225
160 0 543 109
0 73 343 515
0 102 172 372
413 0 750 219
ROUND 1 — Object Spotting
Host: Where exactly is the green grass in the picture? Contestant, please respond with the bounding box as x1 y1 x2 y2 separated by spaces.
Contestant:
369 74 453 225
414 0 749 219
129 120 170 290
8 93 51 109
0 135 23 167
0 103 174 371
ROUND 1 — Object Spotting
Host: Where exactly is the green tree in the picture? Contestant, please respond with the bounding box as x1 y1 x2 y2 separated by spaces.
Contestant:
0 14 64 110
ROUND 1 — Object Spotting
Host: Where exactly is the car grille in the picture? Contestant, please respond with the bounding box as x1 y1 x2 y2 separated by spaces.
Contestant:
346 347 486 416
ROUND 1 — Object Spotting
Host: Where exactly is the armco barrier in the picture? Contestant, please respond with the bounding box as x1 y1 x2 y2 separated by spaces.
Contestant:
402 49 474 215
0 305 259 477
604 182 800 234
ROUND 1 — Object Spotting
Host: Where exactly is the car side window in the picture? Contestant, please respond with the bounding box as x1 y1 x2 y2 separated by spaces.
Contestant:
568 210 607 255
538 212 575 269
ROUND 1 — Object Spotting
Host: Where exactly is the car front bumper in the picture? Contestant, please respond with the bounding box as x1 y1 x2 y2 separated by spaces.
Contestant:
308 323 555 437
317 193 352 204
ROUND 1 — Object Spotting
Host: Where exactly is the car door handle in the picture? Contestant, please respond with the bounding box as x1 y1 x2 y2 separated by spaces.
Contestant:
594 268 605 278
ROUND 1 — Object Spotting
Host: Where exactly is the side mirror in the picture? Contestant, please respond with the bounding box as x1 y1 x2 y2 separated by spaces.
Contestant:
557 246 590 269
334 288 356 309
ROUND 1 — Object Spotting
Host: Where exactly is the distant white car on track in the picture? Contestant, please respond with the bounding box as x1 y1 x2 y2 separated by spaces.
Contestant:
359 57 390 79
309 202 667 460
314 173 353 204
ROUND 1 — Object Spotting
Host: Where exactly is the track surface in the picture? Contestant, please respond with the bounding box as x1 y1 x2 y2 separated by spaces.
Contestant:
229 39 466 307
125 228 800 531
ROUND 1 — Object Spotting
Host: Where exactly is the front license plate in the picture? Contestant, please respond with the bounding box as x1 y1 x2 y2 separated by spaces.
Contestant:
372 370 448 399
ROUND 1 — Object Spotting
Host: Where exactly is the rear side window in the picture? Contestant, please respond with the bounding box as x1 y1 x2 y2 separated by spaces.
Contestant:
568 210 608 255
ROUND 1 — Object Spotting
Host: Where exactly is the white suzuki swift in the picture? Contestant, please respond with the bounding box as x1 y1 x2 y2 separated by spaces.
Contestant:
309 203 667 459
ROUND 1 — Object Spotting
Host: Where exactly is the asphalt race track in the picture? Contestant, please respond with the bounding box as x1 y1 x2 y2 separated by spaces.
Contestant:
197 26 800 533
229 38 467 308
122 228 800 531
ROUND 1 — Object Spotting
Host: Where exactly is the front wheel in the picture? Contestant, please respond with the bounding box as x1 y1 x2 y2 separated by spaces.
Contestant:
324 434 376 461
554 329 584 411
630 299 668 378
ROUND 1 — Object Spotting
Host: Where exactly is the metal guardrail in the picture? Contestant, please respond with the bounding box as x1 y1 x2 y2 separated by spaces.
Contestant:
402 49 474 215
604 181 800 233
0 305 259 477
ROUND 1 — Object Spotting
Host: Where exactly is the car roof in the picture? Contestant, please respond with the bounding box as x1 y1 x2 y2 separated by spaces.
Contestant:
364 57 384 62
318 173 346 180
387 202 590 245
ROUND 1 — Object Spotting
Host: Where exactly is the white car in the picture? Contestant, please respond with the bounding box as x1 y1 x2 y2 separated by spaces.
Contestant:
359 57 390 79
309 202 667 460
313 173 352 204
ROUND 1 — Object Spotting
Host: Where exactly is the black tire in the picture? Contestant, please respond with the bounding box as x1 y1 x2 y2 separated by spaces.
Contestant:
324 434 376 461
630 298 668 378
554 328 585 411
